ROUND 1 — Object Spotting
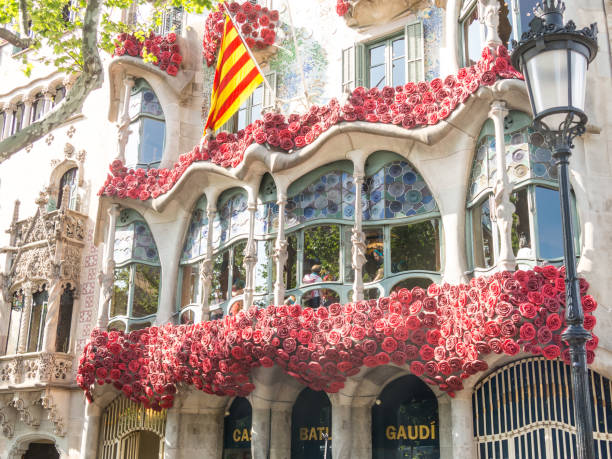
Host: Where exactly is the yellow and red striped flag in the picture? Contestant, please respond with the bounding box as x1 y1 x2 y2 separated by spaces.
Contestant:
205 16 264 131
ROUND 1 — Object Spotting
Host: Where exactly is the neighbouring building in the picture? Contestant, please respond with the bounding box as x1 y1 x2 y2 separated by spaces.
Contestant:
0 0 611 458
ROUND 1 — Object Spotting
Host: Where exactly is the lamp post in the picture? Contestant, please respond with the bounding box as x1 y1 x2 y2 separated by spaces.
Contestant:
511 2 598 458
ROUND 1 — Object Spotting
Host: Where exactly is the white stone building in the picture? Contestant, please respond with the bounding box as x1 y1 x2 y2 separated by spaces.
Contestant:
0 0 611 458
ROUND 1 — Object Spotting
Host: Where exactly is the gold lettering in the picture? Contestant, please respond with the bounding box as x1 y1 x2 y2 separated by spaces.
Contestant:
431 421 436 440
300 427 308 441
317 427 325 440
308 427 317 441
241 429 250 442
233 429 241 442
407 426 418 440
385 425 396 440
419 425 430 439
397 425 407 440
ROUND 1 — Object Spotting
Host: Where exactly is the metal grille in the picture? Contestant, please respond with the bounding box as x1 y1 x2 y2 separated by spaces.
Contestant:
473 357 612 458
99 396 166 459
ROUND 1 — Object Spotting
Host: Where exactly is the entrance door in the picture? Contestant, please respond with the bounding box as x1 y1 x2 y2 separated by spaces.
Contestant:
23 442 60 459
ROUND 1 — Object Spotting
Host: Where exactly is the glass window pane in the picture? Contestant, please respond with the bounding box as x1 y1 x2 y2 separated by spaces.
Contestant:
141 90 163 116
53 87 66 106
140 118 165 165
129 90 143 119
535 187 564 259
498 0 514 47
363 228 384 283
519 0 539 36
238 107 248 131
55 288 74 353
285 234 298 290
302 288 339 309
232 241 247 297
391 277 433 293
132 264 160 317
180 310 194 325
369 64 386 90
511 188 532 257
392 38 405 59
348 287 380 301
129 322 152 331
211 250 230 303
252 85 263 106
26 304 41 352
472 198 495 268
343 226 354 283
255 240 272 295
303 225 340 283
180 264 199 308
12 104 24 134
125 120 140 167
464 8 482 65
392 58 405 86
390 220 440 272
369 44 385 66
111 267 130 317
107 320 126 332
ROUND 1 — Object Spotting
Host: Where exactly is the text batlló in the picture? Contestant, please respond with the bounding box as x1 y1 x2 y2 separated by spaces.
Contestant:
298 427 331 441
385 423 436 441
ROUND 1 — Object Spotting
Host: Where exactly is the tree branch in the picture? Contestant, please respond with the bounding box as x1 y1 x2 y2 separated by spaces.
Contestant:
19 0 30 37
0 27 33 49
0 0 104 162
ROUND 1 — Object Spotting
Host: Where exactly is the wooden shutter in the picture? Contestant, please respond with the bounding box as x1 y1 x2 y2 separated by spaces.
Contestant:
263 71 277 110
405 21 424 83
341 43 365 92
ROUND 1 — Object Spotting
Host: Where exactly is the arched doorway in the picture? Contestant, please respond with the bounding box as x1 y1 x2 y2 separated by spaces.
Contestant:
22 441 59 459
223 397 252 459
372 375 440 458
473 357 612 458
291 388 332 459
99 396 166 458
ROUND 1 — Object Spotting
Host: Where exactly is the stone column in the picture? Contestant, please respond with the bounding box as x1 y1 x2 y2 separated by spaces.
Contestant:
438 396 453 459
3 103 16 139
243 198 258 308
330 396 352 459
79 402 102 459
41 268 62 353
96 204 121 329
351 171 366 302
478 0 502 50
116 76 135 163
17 283 33 353
273 191 288 306
269 403 292 459
199 206 216 322
489 101 516 271
173 408 224 458
450 391 476 459
251 404 271 459
163 407 180 459
21 97 34 128
350 405 371 459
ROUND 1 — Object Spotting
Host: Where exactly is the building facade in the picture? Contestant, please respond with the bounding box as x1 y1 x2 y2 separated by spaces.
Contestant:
0 0 611 458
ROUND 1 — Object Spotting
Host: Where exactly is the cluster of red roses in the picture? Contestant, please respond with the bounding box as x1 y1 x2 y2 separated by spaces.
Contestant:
113 31 182 76
99 45 521 201
78 266 598 410
336 0 350 16
203 1 280 67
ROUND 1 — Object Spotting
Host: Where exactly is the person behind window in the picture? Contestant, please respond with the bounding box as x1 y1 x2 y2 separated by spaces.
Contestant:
231 270 245 297
210 309 223 321
284 294 296 306
230 301 243 316
303 264 322 308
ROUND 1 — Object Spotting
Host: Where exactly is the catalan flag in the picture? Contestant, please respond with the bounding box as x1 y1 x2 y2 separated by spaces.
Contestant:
205 16 264 131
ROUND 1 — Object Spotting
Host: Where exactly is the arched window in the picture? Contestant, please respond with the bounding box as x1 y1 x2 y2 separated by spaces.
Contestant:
10 101 24 135
99 396 166 458
53 86 66 106
372 375 440 458
467 111 569 270
223 397 252 458
0 110 7 140
110 209 161 332
360 152 440 295
291 388 332 459
57 167 78 210
254 174 277 305
22 441 60 459
473 357 612 457
210 190 250 316
4 289 24 355
459 0 539 65
125 79 166 169
25 286 48 353
30 92 45 123
178 196 208 318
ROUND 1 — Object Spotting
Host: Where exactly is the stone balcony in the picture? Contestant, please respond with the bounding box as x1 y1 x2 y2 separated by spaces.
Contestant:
0 352 74 390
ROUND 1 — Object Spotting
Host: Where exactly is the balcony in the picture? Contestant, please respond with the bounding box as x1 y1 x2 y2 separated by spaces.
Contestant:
0 352 73 390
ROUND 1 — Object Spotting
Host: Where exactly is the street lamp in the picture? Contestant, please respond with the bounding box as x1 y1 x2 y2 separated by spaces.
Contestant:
511 1 598 458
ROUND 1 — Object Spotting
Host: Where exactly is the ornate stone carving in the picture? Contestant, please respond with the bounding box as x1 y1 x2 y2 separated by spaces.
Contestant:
9 394 41 428
0 353 73 389
45 133 54 145
66 125 76 138
478 0 502 48
350 229 367 271
39 391 66 436
63 142 75 158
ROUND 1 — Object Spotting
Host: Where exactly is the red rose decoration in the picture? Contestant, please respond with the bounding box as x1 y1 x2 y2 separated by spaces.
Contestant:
582 295 597 313
502 339 520 356
542 345 560 360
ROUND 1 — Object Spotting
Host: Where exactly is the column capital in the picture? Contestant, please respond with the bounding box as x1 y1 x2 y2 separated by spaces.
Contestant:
488 100 508 119
108 203 121 219
123 75 135 89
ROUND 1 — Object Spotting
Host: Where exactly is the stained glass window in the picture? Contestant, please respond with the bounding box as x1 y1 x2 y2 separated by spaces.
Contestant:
214 191 249 248
363 161 437 220
286 171 355 227
181 196 208 261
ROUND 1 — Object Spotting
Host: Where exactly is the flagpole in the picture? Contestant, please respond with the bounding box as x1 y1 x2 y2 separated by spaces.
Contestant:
221 3 275 96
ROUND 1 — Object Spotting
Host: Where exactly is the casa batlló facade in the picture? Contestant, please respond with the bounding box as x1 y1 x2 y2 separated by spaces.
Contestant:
0 0 611 458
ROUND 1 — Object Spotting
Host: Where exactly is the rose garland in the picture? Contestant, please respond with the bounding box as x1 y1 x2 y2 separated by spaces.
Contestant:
78 266 599 411
203 1 280 67
113 32 182 76
336 0 350 16
98 46 521 201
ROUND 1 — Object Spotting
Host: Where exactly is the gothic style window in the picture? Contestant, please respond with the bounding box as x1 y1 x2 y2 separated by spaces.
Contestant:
110 209 161 331
27 287 48 353
10 101 24 135
125 79 165 169
5 289 24 355
55 286 74 353
158 6 184 35
57 167 78 210
467 111 570 270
